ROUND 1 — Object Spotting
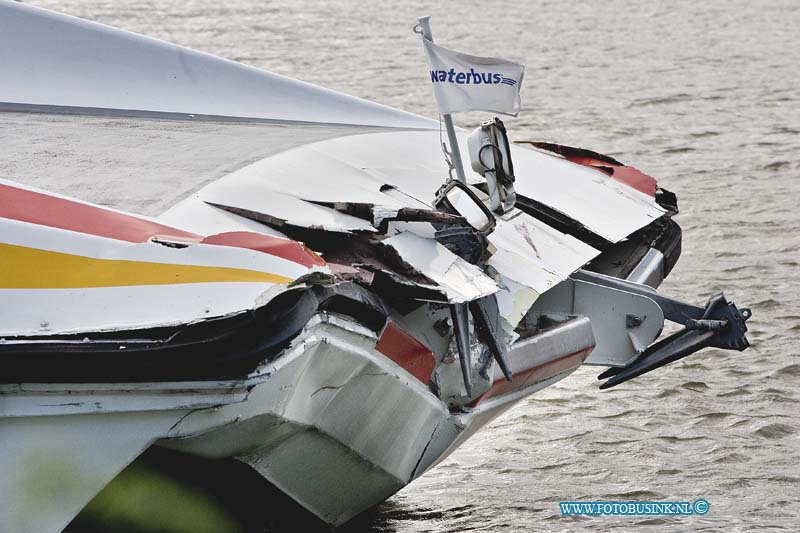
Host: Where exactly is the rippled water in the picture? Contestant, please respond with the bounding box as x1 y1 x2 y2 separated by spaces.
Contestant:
31 0 800 530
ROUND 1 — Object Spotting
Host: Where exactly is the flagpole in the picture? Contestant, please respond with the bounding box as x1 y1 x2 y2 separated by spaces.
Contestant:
417 16 467 185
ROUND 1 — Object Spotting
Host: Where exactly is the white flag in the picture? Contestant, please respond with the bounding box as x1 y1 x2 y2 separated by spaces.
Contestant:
422 39 524 116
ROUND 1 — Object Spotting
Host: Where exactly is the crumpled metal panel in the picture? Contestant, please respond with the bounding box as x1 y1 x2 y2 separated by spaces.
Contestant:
183 126 609 324
207 147 410 210
198 184 377 233
305 130 666 243
167 314 449 526
158 199 292 239
381 232 498 303
487 212 600 294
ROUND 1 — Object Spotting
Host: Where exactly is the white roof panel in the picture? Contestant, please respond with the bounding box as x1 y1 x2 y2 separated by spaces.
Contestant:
305 130 666 243
0 0 436 129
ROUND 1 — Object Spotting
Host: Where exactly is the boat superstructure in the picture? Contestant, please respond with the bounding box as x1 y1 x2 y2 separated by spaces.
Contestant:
0 1 750 531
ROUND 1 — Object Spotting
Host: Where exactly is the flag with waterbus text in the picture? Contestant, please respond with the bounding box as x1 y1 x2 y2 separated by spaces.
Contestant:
423 39 524 116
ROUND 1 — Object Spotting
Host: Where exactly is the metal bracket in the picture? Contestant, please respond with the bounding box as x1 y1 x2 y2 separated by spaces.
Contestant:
574 269 744 327
448 295 514 398
449 302 473 396
434 178 497 235
572 270 752 389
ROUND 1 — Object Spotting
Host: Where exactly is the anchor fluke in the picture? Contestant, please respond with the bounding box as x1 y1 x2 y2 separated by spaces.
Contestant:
599 293 751 389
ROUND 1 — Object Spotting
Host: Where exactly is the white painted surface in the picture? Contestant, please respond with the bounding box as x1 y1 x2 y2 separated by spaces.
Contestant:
0 113 378 217
1 217 308 276
208 148 410 209
307 130 666 242
382 231 499 303
530 279 665 367
198 185 378 232
0 410 185 533
0 0 435 129
487 211 600 294
158 199 290 238
0 216 316 335
493 275 541 329
0 380 257 417
0 283 278 336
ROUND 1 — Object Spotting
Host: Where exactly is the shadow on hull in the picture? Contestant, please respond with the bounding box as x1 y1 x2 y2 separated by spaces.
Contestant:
65 446 421 532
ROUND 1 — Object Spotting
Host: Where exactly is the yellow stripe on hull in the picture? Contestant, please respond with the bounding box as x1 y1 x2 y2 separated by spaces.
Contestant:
0 243 293 288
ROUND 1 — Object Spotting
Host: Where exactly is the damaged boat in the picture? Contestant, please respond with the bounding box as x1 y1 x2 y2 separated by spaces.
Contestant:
0 2 751 531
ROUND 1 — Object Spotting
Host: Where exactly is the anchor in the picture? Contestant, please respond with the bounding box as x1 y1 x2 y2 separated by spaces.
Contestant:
572 270 751 389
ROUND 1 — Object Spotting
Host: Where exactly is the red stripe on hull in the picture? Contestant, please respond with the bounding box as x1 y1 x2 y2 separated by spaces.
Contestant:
201 232 325 268
0 183 324 267
518 142 658 197
565 156 657 197
376 321 436 384
0 182 198 243
469 347 593 407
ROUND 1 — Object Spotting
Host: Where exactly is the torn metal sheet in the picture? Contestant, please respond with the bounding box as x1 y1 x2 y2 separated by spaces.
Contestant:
201 232 325 269
158 198 291 239
518 141 659 197
208 147 410 211
198 183 377 233
486 211 600 294
306 130 666 243
493 275 541 329
469 296 513 382
381 231 498 303
449 302 474 396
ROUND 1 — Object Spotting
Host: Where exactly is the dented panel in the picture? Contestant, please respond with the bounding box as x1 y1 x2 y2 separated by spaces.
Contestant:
487 212 600 294
305 130 666 243
198 185 377 233
187 127 665 246
207 147 410 210
382 231 498 303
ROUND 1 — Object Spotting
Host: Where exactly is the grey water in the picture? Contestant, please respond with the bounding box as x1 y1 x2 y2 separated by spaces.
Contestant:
31 0 800 530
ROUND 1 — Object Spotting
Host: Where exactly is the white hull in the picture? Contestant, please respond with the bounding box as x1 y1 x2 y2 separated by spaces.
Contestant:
1 313 594 530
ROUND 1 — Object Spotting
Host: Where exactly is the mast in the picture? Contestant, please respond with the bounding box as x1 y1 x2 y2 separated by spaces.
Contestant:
416 16 467 184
